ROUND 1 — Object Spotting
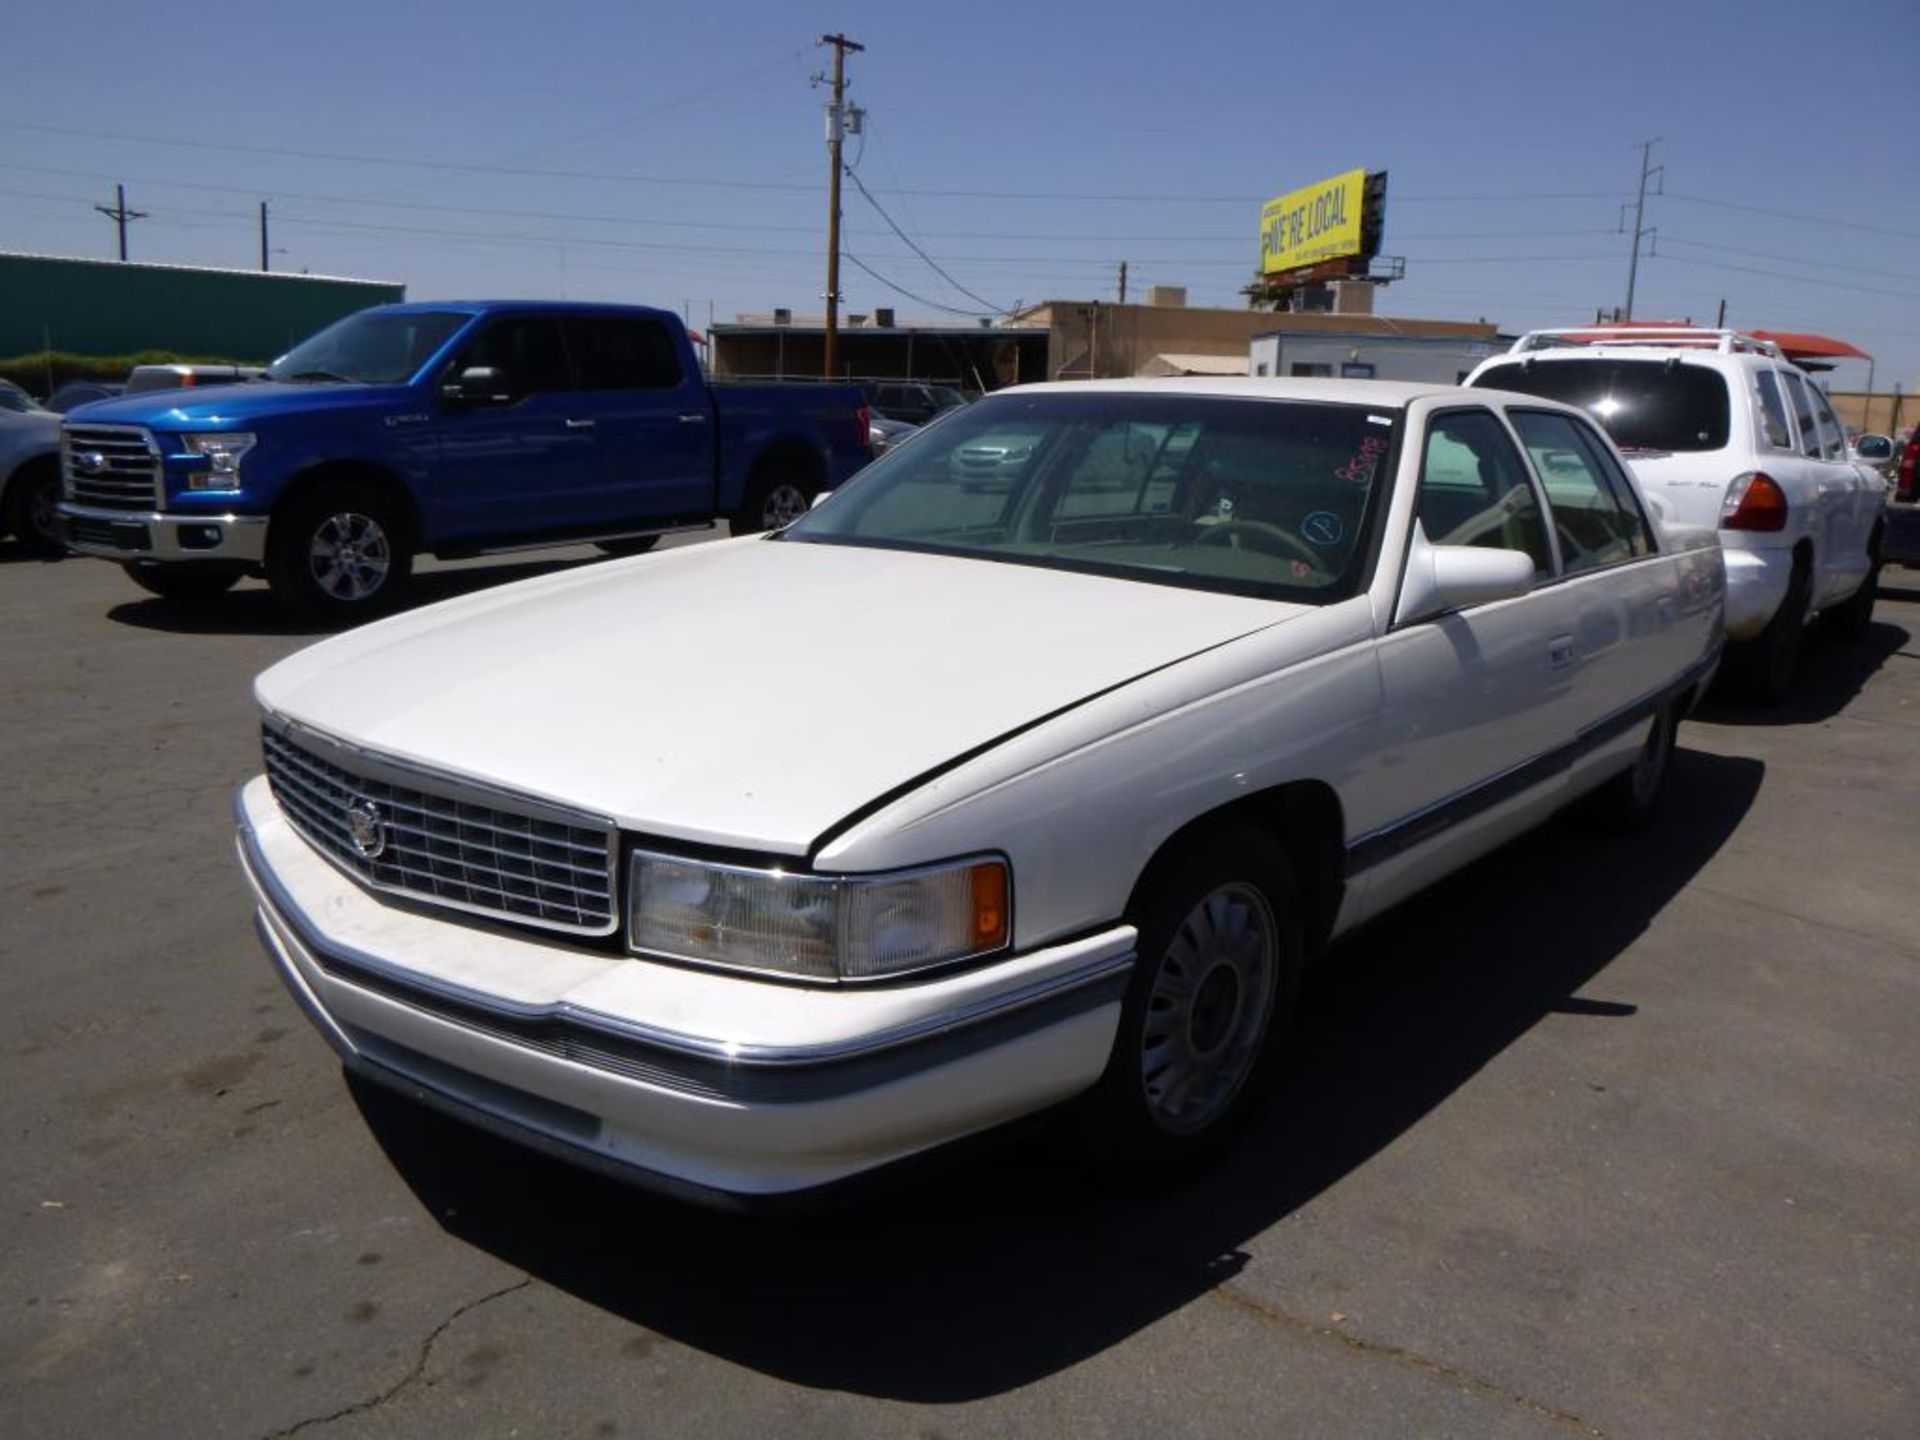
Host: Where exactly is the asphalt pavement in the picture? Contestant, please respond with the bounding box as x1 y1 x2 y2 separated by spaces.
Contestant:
2 540 1915 1439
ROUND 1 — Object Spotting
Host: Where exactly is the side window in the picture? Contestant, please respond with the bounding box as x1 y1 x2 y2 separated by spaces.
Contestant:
566 318 683 390
1052 422 1174 520
1417 410 1553 575
455 318 574 397
1509 410 1649 573
1566 418 1657 556
1806 384 1846 461
1780 371 1823 459
1754 370 1795 450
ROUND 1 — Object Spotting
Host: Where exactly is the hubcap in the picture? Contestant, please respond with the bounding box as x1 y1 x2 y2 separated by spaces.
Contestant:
761 483 809 530
308 512 392 601
1141 882 1278 1135
28 479 58 540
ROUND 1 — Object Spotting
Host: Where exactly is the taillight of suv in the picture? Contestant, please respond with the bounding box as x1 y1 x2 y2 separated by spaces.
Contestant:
1721 472 1789 532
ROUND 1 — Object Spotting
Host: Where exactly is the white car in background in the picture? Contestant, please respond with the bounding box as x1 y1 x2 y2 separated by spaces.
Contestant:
237 377 1723 1205
1469 328 1887 702
0 386 63 556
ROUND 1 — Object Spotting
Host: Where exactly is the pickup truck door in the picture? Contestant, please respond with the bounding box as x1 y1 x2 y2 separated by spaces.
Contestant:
563 315 713 525
432 315 602 541
1361 406 1580 914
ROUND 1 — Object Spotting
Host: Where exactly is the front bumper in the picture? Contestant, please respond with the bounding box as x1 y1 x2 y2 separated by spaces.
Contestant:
1721 543 1795 641
58 502 268 565
234 777 1132 1203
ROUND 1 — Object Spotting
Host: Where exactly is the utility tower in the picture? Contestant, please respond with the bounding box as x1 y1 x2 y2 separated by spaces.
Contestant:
95 183 148 262
818 32 864 380
1622 139 1663 320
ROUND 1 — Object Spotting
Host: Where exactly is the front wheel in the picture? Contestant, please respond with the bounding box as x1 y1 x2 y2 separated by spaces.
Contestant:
5 458 65 557
731 466 814 535
1079 830 1302 1172
267 482 412 623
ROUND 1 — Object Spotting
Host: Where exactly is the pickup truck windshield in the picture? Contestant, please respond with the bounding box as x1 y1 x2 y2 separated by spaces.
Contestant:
783 392 1396 602
267 310 470 386
1475 358 1731 453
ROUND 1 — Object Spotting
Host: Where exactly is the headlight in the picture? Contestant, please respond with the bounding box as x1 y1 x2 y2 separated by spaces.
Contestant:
628 851 1010 982
182 433 256 489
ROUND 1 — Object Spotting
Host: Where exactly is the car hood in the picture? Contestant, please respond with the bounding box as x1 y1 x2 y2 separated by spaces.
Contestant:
69 382 410 428
255 539 1307 854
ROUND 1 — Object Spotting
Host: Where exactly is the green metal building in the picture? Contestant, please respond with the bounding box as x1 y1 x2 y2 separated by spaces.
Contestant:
0 251 404 361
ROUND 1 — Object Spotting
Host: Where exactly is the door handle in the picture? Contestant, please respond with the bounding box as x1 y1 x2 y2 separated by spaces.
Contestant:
1547 635 1575 669
677 413 706 424
564 418 596 429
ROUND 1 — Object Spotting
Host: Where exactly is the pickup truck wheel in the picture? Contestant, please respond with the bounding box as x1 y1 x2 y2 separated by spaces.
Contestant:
1081 830 1302 1172
733 467 814 535
1583 701 1677 832
1721 558 1809 705
594 535 660 557
268 484 412 621
120 562 242 602
5 458 65 557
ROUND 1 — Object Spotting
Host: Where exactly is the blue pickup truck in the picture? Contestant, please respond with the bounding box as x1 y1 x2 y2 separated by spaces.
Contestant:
57 301 871 618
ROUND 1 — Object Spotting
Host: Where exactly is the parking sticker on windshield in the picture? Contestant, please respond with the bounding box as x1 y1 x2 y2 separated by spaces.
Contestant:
1301 511 1344 547
1335 433 1390 484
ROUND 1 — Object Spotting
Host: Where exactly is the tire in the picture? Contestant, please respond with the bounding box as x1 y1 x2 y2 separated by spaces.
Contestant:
1821 532 1882 642
1582 701 1678 832
4 458 65 558
731 465 814 535
1721 556 1810 705
267 481 413 622
1079 829 1303 1174
120 562 241 603
594 535 660 558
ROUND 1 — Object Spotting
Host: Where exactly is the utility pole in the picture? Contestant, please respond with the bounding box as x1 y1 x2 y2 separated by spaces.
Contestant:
95 183 148 262
1117 261 1128 304
818 31 864 380
1622 139 1662 320
259 201 270 272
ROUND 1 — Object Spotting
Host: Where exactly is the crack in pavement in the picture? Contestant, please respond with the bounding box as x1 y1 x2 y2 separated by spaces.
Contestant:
261 1278 531 1439
1210 1282 1609 1438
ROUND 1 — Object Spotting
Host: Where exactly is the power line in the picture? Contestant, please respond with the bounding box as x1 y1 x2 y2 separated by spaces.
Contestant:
1662 191 1920 243
1653 253 1920 302
1657 234 1920 284
843 165 1011 314
842 248 994 318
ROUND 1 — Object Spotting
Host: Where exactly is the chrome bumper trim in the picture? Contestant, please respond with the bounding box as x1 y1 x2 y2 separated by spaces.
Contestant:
58 503 268 564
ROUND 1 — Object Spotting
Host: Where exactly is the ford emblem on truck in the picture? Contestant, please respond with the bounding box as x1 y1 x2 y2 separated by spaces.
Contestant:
344 798 386 860
75 451 110 475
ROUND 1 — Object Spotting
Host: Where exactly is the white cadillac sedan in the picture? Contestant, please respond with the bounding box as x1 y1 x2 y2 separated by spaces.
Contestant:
236 378 1724 1205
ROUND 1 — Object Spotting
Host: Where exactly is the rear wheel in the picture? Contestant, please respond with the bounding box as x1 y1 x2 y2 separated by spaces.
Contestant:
731 465 814 535
1080 830 1302 1173
1583 701 1678 832
120 562 242 603
267 482 413 623
5 458 65 557
1721 556 1810 705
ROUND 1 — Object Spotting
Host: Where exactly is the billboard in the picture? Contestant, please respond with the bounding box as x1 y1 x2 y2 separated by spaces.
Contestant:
1258 169 1386 282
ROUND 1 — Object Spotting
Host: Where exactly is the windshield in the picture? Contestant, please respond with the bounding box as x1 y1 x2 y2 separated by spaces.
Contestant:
1474 358 1731 452
783 391 1397 602
268 309 470 385
0 383 42 414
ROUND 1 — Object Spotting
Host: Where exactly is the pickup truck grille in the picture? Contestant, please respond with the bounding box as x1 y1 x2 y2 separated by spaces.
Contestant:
63 425 162 511
262 727 619 937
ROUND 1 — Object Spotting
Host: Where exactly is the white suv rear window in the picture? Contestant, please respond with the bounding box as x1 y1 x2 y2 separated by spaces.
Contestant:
1473 359 1731 453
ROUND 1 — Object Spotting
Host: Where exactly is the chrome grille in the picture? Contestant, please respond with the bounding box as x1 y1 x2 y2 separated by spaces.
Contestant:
262 726 618 936
63 425 161 511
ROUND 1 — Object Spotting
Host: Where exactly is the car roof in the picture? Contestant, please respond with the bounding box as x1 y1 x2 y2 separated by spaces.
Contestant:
994 376 1499 409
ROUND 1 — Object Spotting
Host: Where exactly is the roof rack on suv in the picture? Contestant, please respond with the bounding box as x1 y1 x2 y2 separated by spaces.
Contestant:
1508 327 1786 360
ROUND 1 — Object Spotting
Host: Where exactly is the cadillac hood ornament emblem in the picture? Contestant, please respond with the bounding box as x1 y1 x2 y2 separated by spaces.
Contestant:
344 798 387 860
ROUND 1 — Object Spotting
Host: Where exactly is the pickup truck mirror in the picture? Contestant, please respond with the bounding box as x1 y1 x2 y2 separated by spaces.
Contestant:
1853 434 1893 461
443 366 511 408
1395 522 1536 627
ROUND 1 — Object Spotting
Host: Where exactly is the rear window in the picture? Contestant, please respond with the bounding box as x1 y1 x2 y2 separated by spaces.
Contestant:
1473 359 1731 453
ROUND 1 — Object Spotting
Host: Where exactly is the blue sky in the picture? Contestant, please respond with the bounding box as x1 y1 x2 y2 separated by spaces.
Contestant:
4 0 1917 391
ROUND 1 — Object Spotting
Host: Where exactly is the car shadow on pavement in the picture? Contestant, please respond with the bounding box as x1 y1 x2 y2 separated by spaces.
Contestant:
1695 619 1910 727
347 744 1764 1402
102 558 595 637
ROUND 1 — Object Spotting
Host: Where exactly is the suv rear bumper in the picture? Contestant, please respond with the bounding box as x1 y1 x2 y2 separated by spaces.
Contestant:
58 502 268 565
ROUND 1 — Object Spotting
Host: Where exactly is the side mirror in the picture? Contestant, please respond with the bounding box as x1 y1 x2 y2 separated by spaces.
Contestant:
1395 522 1535 626
442 366 510 407
1853 434 1893 461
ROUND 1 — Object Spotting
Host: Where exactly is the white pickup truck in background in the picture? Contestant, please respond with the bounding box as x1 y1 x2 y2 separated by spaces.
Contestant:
1469 328 1887 703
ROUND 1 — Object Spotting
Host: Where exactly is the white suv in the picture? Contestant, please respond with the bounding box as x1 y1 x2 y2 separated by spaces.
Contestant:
1468 328 1886 701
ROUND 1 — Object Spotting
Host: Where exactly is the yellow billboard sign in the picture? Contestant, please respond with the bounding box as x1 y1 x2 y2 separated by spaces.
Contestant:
1260 168 1367 276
